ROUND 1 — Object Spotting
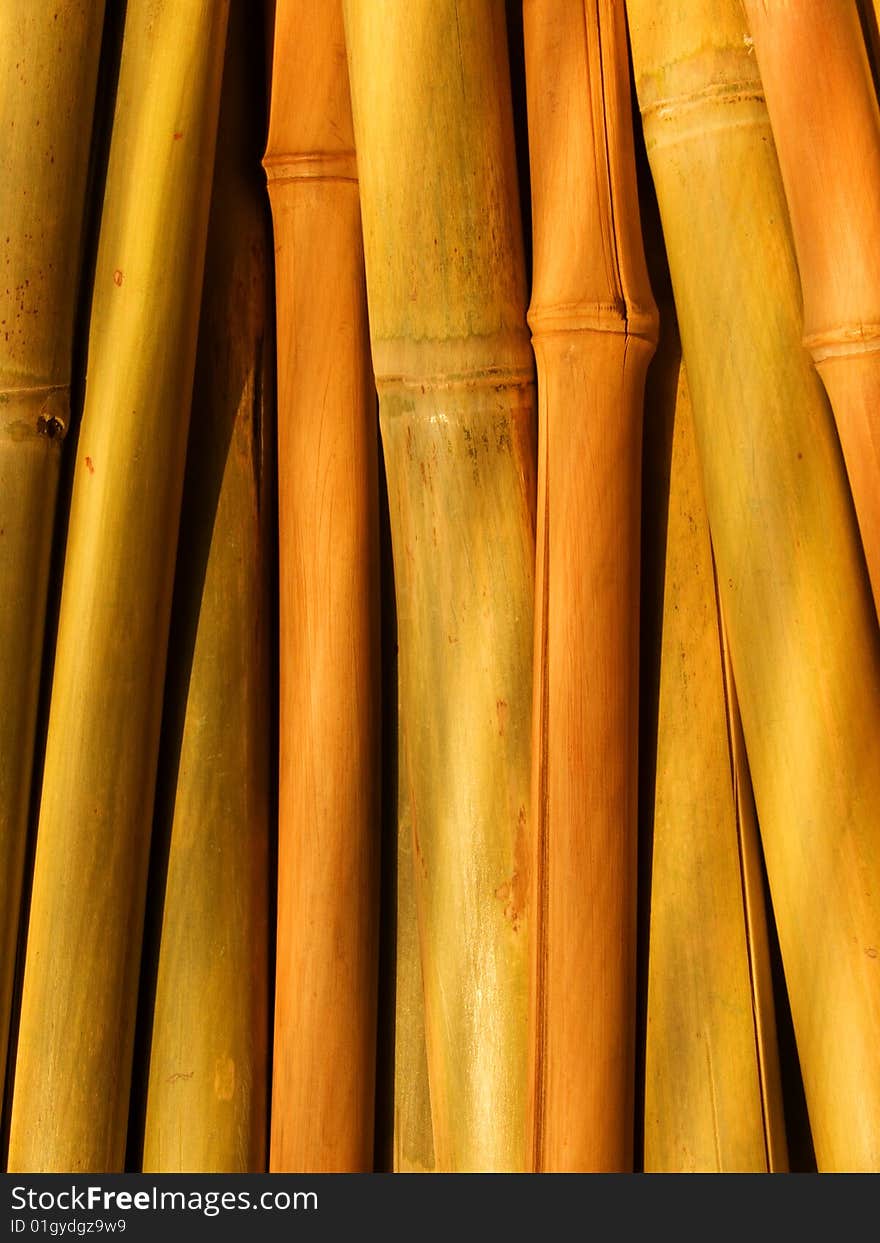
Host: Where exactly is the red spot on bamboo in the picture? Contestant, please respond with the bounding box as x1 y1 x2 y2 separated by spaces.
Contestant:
113 269 123 286
173 131 183 140
85 456 94 474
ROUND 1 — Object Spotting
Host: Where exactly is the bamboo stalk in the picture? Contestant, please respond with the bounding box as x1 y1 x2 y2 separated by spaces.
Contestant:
743 0 880 618
264 0 380 1173
344 0 536 1172
522 0 657 1172
8 0 229 1172
627 0 880 1172
140 0 272 1173
644 348 786 1172
393 788 436 1173
0 0 105 1121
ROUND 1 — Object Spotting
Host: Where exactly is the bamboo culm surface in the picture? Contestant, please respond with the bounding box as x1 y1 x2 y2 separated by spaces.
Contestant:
523 0 657 1173
141 0 273 1173
8 0 230 1172
642 340 786 1172
344 0 536 1172
628 0 880 1172
0 0 105 1123
744 0 880 619
264 0 381 1173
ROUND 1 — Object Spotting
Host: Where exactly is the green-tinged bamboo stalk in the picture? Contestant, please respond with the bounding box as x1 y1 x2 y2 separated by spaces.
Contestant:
141 0 272 1173
628 0 880 1172
344 0 536 1172
523 0 657 1172
0 0 105 1121
644 347 786 1172
393 786 436 1173
744 0 880 618
8 0 230 1172
264 0 380 1172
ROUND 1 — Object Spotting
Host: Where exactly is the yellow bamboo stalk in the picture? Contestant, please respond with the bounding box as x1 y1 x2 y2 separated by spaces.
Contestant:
522 0 657 1172
0 0 105 1121
644 348 786 1172
8 0 229 1172
344 0 536 1172
264 0 380 1172
628 0 880 1172
393 789 436 1172
141 1 272 1172
744 0 880 618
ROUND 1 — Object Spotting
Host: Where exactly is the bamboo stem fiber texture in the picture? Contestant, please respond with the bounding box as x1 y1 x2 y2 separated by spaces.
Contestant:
8 0 230 1173
344 0 537 1173
0 0 105 1121
264 0 381 1173
627 0 880 1172
523 0 657 1172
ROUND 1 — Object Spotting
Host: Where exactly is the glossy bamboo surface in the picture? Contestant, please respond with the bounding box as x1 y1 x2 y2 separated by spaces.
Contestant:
628 0 880 1171
644 348 786 1172
344 0 536 1172
8 0 229 1172
744 0 880 617
0 0 105 1119
392 786 436 1172
523 0 657 1172
265 0 380 1173
141 3 272 1172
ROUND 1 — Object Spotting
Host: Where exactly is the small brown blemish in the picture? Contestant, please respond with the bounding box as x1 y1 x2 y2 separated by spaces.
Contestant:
496 698 508 736
167 1070 194 1085
113 269 123 286
495 808 529 933
173 130 183 140
412 822 428 879
866 947 878 959
85 455 94 474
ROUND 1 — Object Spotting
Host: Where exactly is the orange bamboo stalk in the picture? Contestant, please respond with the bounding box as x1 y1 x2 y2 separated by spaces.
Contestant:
264 0 380 1172
744 0 880 616
523 0 657 1172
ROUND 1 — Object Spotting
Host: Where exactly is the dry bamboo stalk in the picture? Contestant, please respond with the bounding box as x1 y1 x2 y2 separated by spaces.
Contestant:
8 0 229 1172
744 0 880 618
644 350 786 1172
344 0 536 1172
264 0 380 1173
141 1 272 1173
393 789 436 1172
0 0 105 1122
522 0 657 1172
628 0 880 1172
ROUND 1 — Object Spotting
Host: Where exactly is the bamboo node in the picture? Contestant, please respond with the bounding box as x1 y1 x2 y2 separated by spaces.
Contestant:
528 300 659 343
804 324 880 364
0 382 68 441
377 366 534 397
263 151 357 185
640 80 766 151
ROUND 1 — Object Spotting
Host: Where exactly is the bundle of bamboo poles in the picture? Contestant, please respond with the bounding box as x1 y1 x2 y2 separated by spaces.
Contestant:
1 0 878 1176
